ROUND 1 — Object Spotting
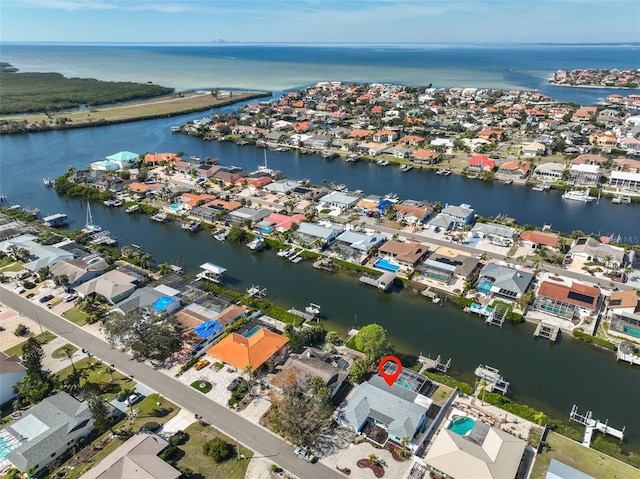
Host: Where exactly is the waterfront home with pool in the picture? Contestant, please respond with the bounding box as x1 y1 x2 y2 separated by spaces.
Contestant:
608 290 640 341
476 263 534 300
377 239 430 274
532 281 601 323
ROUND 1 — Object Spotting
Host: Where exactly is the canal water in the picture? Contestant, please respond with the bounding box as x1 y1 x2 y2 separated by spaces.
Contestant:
1 110 640 451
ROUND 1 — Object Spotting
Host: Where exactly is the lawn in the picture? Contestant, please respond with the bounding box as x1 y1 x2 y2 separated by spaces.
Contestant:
2 330 56 356
175 422 253 479
530 431 640 479
62 305 92 325
0 261 23 273
56 357 135 401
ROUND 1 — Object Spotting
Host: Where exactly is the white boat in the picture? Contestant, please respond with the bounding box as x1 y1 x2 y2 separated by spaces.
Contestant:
213 228 229 241
83 202 102 233
562 190 594 202
376 159 390 166
532 183 550 191
150 212 169 222
400 164 413 172
103 199 115 206
43 178 53 187
181 220 201 232
305 303 321 316
247 235 265 251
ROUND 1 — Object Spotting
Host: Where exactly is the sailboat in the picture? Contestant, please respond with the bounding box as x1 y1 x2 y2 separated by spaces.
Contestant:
256 149 275 176
83 202 102 233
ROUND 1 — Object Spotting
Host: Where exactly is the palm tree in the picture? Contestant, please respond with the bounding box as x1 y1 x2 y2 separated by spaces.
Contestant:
139 252 153 270
157 263 173 276
61 345 77 371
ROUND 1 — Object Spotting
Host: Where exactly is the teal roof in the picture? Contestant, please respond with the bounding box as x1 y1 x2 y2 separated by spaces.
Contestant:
106 151 139 161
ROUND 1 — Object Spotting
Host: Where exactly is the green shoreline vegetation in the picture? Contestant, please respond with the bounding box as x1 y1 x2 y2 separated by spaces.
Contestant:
0 63 271 134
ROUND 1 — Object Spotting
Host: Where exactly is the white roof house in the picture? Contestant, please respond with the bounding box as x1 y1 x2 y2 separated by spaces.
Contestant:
297 222 344 245
318 191 361 210
425 422 526 479
0 234 74 272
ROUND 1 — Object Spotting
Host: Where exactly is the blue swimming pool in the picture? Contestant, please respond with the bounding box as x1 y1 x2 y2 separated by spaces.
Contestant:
448 416 476 436
243 326 262 338
374 258 400 273
0 437 16 459
169 203 180 211
477 279 493 293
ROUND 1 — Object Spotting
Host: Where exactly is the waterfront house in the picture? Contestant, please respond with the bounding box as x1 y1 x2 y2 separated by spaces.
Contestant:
227 207 273 226
618 137 640 156
411 149 440 164
4 392 93 475
429 204 475 231
262 180 302 196
532 281 601 320
533 162 565 182
393 201 434 225
468 155 496 172
0 234 74 272
296 222 344 247
333 230 387 260
263 212 306 232
175 295 234 330
356 141 388 156
211 304 250 328
318 191 360 211
608 290 640 341
349 128 374 140
207 327 289 373
420 252 480 284
49 254 109 289
127 182 165 197
276 348 349 399
572 106 597 122
176 192 217 210
373 130 399 143
79 433 181 479
105 151 140 169
339 375 431 450
194 164 222 178
470 223 515 247
609 170 640 190
477 263 534 300
613 157 640 173
570 154 608 166
570 237 625 267
518 231 560 251
497 160 530 180
90 159 120 172
399 134 425 146
377 240 429 271
0 352 27 406
112 286 168 315
213 170 248 186
302 134 332 150
75 269 138 304
144 152 180 166
424 420 527 479
569 164 602 186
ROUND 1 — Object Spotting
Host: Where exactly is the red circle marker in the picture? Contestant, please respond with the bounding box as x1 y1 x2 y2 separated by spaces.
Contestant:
378 355 402 386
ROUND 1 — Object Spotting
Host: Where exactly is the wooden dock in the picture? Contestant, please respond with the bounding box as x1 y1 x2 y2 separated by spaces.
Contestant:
313 257 335 272
418 354 451 373
616 349 640 366
359 272 396 291
533 322 560 342
474 364 510 395
570 404 625 446
246 285 267 298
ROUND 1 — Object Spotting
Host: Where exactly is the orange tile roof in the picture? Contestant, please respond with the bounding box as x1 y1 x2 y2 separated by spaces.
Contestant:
519 231 558 247
144 152 179 164
207 327 289 372
538 281 600 310
609 290 638 310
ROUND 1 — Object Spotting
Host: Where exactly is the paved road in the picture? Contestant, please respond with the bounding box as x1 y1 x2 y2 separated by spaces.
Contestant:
0 287 342 479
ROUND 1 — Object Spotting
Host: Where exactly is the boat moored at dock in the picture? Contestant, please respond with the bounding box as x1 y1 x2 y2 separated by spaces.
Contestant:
562 189 594 202
42 213 67 227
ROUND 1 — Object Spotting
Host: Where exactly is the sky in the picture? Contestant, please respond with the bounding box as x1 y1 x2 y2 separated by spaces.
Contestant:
1 0 639 44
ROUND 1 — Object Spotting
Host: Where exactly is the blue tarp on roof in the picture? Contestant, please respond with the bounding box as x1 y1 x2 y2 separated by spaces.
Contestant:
194 320 222 339
152 296 178 312
377 199 394 210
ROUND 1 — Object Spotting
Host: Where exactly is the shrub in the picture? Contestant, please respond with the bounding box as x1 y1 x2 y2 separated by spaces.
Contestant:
168 430 189 446
202 437 236 463
22 281 36 289
141 421 161 432
13 324 28 336
423 371 474 395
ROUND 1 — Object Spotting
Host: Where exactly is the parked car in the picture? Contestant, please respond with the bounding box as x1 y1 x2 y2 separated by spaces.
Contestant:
227 377 244 392
124 394 142 406
39 294 54 303
294 447 315 463
194 359 210 370
63 293 77 302
17 270 30 280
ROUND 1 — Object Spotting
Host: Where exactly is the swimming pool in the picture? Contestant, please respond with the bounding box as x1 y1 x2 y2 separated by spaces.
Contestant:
169 204 180 211
396 377 413 390
448 416 476 436
374 258 400 273
0 437 16 459
477 279 493 293
243 326 262 338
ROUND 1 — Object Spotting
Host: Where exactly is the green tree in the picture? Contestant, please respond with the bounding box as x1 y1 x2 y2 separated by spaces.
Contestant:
227 224 248 243
21 337 44 378
60 345 77 371
85 389 113 434
157 263 173 276
202 437 236 463
37 266 50 282
348 358 372 383
53 274 69 287
353 324 393 364
270 367 333 448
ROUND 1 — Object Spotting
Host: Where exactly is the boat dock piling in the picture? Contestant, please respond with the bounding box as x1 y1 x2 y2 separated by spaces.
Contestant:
313 257 335 272
287 308 317 322
474 364 510 395
359 272 396 291
569 404 625 446
246 285 267 298
418 354 451 373
533 322 560 342
485 303 510 328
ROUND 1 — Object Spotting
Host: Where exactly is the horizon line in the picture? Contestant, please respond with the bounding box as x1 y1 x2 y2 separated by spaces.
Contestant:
2 41 639 46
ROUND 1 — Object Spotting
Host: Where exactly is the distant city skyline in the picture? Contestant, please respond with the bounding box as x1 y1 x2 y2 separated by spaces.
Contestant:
1 0 639 44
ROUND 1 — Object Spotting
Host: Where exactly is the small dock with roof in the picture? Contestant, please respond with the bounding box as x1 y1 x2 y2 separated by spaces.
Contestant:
533 321 560 342
474 364 510 395
196 262 226 283
359 272 396 291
